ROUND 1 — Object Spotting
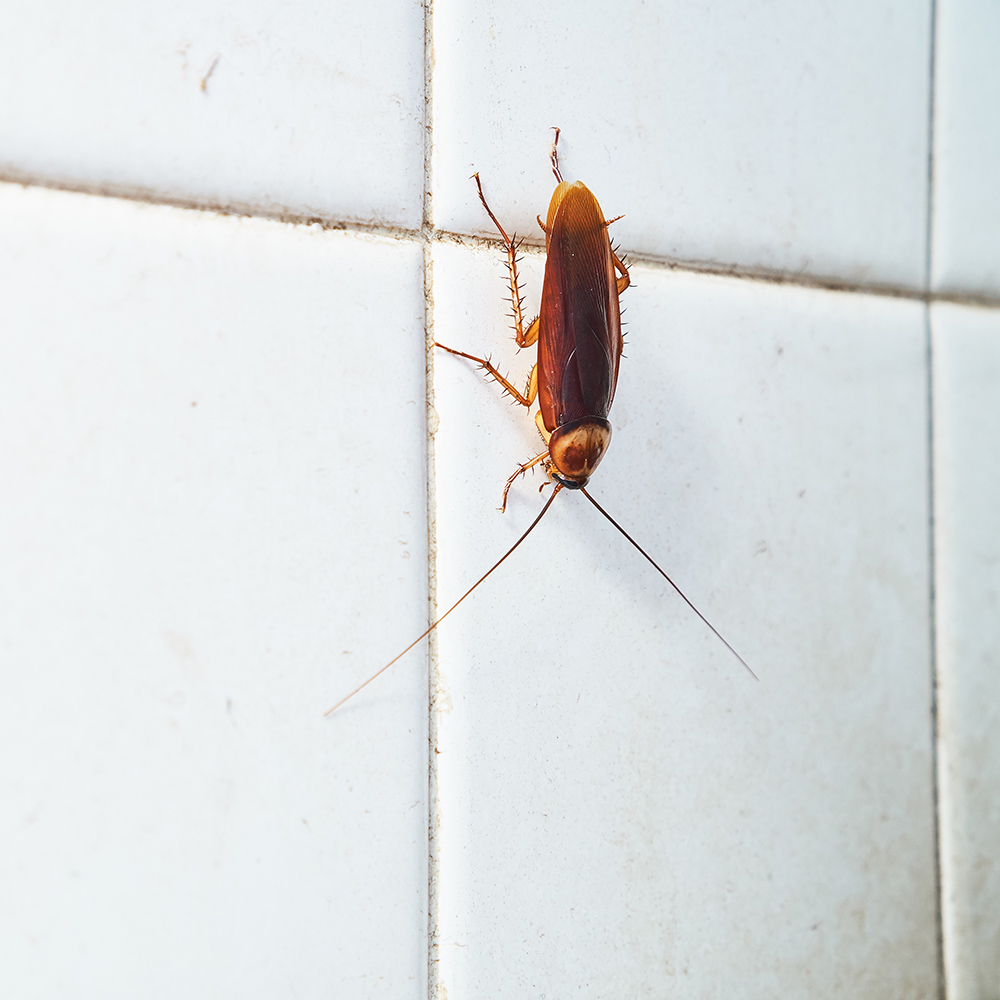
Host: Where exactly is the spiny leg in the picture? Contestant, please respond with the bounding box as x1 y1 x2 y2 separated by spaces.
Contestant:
602 212 630 295
472 174 537 348
612 249 630 294
500 451 549 513
550 126 564 182
435 342 538 409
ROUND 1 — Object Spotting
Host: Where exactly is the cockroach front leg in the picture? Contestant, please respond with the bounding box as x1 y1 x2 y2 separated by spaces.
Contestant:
496 408 556 511
500 451 550 513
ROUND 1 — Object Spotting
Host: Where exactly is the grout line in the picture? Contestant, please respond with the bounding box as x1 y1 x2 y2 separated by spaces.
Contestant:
926 305 946 1000
926 320 948 1000
423 234 442 1000
923 1 947 997
5 171 1000 312
420 2 442 998
0 168 423 240
925 1 939 299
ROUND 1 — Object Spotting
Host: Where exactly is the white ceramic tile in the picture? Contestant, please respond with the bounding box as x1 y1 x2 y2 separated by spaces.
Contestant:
430 241 936 996
0 185 427 998
932 0 1000 297
0 1 425 226
432 0 932 289
933 303 1000 999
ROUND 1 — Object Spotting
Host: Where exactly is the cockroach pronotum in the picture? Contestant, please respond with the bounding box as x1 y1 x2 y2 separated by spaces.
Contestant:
326 130 753 715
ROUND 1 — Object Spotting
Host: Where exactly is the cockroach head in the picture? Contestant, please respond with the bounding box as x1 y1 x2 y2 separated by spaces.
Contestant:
548 417 612 490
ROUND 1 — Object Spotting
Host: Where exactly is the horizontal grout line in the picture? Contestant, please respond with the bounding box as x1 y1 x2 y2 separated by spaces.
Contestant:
0 168 424 242
610 250 1000 310
4 171 1000 311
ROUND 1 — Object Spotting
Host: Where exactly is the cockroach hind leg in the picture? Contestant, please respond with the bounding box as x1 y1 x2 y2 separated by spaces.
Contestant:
472 174 534 348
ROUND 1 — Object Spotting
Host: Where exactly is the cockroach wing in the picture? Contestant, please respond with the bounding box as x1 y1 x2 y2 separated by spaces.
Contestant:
536 182 623 435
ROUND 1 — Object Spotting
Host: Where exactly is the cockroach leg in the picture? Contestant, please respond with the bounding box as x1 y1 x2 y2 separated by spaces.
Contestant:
525 361 538 405
550 126 564 183
612 250 630 294
434 342 537 408
521 315 540 348
472 174 534 348
534 409 552 444
500 451 549 512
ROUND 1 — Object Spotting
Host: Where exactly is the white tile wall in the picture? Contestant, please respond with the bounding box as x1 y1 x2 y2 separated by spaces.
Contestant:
2 0 998 996
934 303 1000 1000
433 0 933 289
432 245 936 997
0 0 426 226
932 0 1000 297
0 185 428 998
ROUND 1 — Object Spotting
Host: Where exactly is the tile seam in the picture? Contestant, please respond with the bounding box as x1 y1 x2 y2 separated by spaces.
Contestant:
5 173 1000 310
927 307 946 1000
420 1 442 998
923 0 947 996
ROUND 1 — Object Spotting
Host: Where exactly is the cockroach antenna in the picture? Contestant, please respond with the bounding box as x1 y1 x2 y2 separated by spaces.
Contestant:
326 129 756 716
324 486 564 715
580 488 757 680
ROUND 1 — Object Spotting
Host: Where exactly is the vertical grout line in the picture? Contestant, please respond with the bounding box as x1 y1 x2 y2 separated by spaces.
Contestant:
424 236 442 1000
923 1 947 998
925 0 939 298
927 307 947 1000
421 2 442 998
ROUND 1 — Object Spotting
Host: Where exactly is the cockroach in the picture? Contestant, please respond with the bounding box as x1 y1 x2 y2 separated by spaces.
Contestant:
326 130 753 715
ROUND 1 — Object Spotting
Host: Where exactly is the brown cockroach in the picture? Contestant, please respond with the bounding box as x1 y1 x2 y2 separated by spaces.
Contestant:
326 130 752 715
